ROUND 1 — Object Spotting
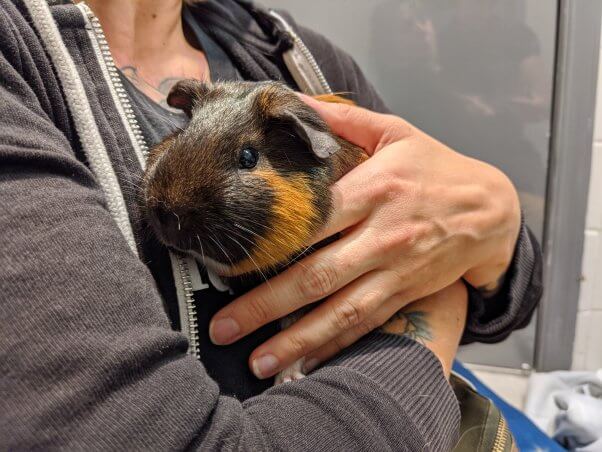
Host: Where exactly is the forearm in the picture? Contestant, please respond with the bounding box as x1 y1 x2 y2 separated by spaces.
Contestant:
382 280 468 377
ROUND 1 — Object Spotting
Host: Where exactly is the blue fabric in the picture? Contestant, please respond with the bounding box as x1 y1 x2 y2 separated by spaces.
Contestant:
453 361 566 452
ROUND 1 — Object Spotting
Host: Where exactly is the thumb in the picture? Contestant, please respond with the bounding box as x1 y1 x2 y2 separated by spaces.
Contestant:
300 94 411 155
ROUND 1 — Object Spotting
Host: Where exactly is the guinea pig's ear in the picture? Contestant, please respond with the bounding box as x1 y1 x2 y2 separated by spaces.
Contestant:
283 111 341 159
166 79 210 117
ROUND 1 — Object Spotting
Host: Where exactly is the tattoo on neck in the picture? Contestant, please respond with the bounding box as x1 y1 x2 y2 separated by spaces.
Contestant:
157 77 184 96
120 65 185 110
381 310 433 345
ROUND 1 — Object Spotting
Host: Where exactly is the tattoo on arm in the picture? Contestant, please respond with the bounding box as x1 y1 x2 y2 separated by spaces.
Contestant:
381 310 433 345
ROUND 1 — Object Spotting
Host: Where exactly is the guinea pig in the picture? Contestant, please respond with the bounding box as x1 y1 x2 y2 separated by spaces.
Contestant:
142 80 367 383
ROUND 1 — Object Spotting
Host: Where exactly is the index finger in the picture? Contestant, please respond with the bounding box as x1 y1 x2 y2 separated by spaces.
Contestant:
208 226 376 346
299 94 412 154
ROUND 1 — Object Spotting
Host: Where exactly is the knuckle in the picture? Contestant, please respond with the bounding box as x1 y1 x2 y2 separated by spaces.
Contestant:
386 267 407 288
331 335 346 354
357 319 377 336
373 173 406 204
332 299 365 331
373 173 395 200
392 227 417 250
299 259 339 300
385 223 424 253
363 226 386 253
382 120 413 143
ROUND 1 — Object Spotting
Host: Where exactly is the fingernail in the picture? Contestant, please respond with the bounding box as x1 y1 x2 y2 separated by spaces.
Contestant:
252 354 279 379
303 358 320 373
209 318 240 345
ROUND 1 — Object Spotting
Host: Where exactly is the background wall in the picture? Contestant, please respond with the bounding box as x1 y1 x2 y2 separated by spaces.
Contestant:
573 35 602 371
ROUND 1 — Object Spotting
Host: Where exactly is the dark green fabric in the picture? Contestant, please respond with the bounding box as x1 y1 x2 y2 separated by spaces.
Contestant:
451 374 516 452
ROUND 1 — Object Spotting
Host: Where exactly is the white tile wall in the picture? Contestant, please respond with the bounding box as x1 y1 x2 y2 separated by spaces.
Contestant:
573 35 602 371
585 312 602 366
572 311 591 370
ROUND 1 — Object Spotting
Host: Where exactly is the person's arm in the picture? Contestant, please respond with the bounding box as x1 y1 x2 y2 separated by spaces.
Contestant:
0 4 458 450
306 280 468 379
381 281 468 377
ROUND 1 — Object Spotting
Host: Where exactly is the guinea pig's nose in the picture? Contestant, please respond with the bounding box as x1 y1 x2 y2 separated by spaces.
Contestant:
153 203 186 235
154 204 173 227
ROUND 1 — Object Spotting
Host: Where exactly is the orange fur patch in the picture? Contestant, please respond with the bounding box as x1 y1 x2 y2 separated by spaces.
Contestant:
313 94 356 106
229 170 317 275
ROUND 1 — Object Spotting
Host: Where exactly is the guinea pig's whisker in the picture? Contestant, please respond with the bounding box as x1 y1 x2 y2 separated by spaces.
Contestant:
234 233 282 270
225 214 307 268
227 213 281 237
208 233 235 267
196 234 206 262
226 225 273 258
227 224 282 267
226 228 256 246
115 175 144 190
112 170 146 196
283 244 314 267
232 222 263 241
224 232 271 287
172 211 181 231
215 223 270 260
213 222 275 266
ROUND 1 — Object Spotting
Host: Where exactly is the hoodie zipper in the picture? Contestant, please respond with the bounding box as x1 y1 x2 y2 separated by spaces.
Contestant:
79 3 149 167
268 10 333 95
175 256 201 359
79 3 201 359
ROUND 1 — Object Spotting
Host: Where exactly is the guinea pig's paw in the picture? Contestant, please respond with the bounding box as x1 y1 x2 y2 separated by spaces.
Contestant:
274 359 306 385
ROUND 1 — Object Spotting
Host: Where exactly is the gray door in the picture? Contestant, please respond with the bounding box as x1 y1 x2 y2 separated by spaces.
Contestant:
263 0 558 368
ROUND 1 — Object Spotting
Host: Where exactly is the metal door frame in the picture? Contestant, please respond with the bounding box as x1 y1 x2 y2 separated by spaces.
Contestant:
536 0 602 371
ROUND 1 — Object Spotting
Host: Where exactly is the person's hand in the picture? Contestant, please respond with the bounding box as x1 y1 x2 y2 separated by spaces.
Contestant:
209 97 521 379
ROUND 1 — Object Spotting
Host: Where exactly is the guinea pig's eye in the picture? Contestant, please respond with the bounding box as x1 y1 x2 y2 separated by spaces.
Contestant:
239 147 259 169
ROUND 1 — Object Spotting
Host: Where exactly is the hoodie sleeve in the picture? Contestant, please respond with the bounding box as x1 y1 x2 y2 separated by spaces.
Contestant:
0 2 459 450
289 17 543 344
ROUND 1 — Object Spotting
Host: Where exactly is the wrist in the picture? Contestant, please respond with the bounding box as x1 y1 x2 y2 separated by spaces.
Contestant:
381 281 468 377
464 163 521 290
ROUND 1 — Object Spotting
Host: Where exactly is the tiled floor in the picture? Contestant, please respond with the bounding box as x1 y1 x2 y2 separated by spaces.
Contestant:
466 364 530 411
